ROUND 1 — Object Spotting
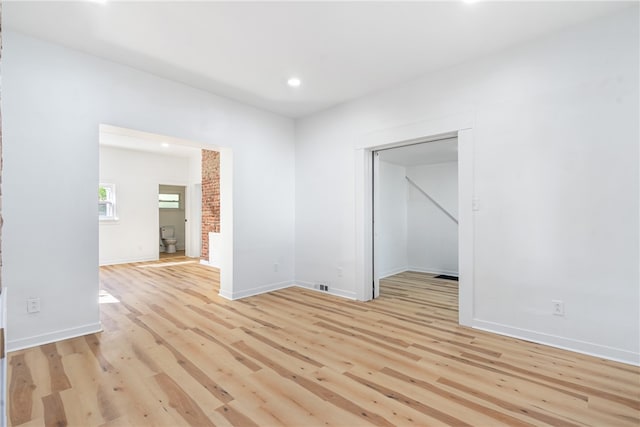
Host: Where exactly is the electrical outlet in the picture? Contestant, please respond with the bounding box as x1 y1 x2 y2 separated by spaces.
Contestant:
337 267 343 277
27 297 40 314
273 263 279 272
552 300 564 316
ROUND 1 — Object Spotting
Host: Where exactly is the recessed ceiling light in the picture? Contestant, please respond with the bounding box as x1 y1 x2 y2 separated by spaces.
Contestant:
161 143 170 148
287 77 301 88
463 0 479 3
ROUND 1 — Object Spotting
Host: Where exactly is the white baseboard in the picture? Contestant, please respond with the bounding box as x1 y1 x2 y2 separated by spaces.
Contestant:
407 266 459 276
7 322 103 353
219 280 295 300
218 280 358 301
294 281 358 300
379 266 409 279
199 259 221 269
472 319 639 367
100 256 158 266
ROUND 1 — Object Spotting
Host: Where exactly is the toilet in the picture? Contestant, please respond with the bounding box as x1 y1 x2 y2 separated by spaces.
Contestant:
160 226 177 253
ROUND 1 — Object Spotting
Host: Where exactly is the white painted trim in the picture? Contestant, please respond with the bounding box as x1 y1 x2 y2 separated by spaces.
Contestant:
219 280 295 300
218 147 234 300
457 128 474 327
218 281 358 301
99 256 158 266
372 151 381 299
356 112 474 150
98 218 120 223
294 281 358 300
199 259 219 268
379 266 410 279
355 148 372 302
406 267 459 277
472 320 640 367
7 322 103 352
356 112 475 316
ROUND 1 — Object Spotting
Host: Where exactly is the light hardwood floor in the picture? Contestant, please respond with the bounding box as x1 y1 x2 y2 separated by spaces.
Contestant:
8 259 640 426
159 250 186 259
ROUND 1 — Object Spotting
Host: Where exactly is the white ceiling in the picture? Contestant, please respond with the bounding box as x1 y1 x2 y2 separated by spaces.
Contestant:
100 124 204 158
378 137 457 167
4 1 632 118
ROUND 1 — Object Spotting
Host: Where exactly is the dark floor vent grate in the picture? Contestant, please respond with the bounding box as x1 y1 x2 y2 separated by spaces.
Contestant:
434 274 458 281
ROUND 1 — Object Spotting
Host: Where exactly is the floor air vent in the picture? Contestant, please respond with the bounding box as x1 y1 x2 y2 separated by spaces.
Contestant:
434 275 458 281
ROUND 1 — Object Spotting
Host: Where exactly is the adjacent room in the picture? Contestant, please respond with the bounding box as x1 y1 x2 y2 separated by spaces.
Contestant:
1 1 638 426
98 126 204 264
376 138 459 277
375 137 461 317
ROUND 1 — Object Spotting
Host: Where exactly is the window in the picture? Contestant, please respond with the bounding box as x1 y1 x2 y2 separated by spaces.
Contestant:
159 193 181 209
99 183 117 220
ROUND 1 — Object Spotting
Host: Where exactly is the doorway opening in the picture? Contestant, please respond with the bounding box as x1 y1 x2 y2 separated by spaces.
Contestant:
98 124 234 298
356 120 474 326
373 136 460 312
159 184 187 259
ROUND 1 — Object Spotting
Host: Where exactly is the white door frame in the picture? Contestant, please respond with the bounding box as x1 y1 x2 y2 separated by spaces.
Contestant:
355 112 475 326
372 151 381 299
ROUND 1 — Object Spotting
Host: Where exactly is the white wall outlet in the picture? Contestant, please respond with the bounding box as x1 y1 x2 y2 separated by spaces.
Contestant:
273 263 279 272
337 267 343 277
472 198 480 211
27 297 41 314
552 300 564 316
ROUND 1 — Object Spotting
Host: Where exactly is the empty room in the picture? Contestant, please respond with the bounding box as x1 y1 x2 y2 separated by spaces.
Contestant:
1 1 638 426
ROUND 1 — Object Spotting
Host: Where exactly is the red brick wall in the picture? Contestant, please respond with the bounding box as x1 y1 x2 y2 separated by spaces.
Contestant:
201 149 220 260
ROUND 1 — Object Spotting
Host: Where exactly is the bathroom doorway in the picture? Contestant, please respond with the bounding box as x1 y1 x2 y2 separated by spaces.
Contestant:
159 184 187 258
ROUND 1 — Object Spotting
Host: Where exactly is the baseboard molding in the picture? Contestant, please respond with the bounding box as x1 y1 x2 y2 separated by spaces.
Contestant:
218 280 358 301
219 280 295 300
100 256 158 266
407 266 459 276
379 266 409 279
472 319 640 367
295 281 358 300
199 259 221 269
7 322 103 353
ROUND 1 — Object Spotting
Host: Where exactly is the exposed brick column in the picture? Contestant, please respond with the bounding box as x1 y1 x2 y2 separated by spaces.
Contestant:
201 149 220 260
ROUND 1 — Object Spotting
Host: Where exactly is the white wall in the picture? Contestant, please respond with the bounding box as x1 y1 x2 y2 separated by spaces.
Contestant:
406 162 458 276
3 31 295 350
377 161 408 277
99 147 191 265
295 9 639 364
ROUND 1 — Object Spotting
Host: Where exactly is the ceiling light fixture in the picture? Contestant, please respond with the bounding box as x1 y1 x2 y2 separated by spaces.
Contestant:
161 143 170 148
287 77 301 88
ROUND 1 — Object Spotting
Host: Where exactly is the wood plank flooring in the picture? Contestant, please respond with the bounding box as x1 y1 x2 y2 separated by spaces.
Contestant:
159 250 186 259
8 260 640 426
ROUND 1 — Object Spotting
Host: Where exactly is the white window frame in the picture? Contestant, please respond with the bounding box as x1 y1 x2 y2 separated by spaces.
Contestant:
158 192 182 210
99 183 118 221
